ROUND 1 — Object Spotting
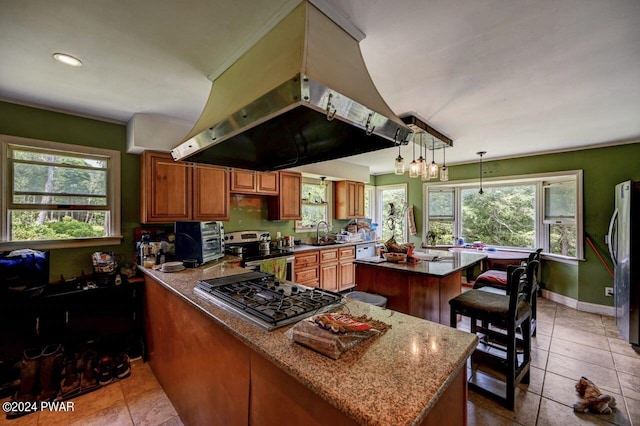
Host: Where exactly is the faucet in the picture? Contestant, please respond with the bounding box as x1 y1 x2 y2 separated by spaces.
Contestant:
316 221 330 244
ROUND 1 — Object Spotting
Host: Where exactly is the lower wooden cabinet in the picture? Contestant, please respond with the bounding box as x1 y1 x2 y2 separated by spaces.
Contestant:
338 246 356 291
295 246 356 291
294 250 319 287
319 248 339 292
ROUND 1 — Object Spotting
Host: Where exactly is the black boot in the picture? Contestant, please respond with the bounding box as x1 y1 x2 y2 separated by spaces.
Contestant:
37 343 63 402
59 352 81 399
14 347 41 402
80 349 99 392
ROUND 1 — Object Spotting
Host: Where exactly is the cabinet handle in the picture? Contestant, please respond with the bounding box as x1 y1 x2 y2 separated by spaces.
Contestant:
36 317 40 335
65 310 69 326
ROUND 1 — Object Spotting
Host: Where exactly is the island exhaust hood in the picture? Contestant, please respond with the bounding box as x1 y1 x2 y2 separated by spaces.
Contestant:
171 1 411 171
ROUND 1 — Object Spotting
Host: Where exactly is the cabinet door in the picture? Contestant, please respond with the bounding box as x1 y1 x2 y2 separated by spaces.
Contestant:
355 182 365 218
339 261 355 291
320 248 339 264
294 251 319 269
140 151 192 223
231 169 257 194
268 171 301 220
320 263 339 292
346 181 357 218
193 165 229 221
295 267 319 287
257 172 279 195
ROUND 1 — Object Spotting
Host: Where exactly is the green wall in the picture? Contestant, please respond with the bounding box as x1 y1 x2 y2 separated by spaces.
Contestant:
3 100 639 307
0 101 139 280
375 143 640 306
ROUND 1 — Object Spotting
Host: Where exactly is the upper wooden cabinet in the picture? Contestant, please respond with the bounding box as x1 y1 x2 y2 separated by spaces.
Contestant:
140 151 229 223
268 171 301 220
334 180 365 219
230 169 279 195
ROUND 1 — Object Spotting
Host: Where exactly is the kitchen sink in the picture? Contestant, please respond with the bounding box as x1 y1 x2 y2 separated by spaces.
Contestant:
309 241 338 246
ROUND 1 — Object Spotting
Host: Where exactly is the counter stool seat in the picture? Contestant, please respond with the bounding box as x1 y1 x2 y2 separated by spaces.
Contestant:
449 266 531 410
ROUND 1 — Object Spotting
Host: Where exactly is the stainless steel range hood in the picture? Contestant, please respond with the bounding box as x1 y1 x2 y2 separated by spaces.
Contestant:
171 1 411 171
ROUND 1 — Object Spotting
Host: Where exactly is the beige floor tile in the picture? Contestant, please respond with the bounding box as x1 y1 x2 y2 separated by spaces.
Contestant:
532 333 551 352
618 372 640 401
536 397 616 426
158 416 184 426
120 361 161 401
467 400 520 425
541 372 629 425
546 352 620 395
549 337 615 369
612 352 640 378
469 387 541 426
608 337 640 358
535 319 554 337
625 396 640 426
601 316 616 329
69 400 133 426
37 383 125 426
519 366 544 396
127 387 178 426
531 346 548 370
552 324 610 349
555 317 607 336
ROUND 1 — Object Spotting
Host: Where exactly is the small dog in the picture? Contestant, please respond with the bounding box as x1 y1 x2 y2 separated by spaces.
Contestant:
573 376 616 414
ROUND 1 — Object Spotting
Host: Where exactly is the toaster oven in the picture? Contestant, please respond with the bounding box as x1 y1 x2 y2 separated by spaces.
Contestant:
175 221 225 265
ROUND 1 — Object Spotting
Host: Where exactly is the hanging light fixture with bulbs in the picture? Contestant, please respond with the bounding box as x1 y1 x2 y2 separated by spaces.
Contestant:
417 133 426 178
439 145 449 181
319 176 327 187
428 137 439 179
476 151 486 194
409 135 420 178
394 143 405 175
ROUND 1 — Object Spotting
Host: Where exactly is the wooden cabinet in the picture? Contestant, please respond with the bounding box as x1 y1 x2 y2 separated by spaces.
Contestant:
295 246 355 291
268 171 302 220
338 246 356 291
294 250 319 287
319 248 339 292
334 180 365 219
140 151 229 223
230 169 279 195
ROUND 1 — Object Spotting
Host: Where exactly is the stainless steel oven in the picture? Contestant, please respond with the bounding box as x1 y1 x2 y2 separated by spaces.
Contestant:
175 221 225 265
225 231 295 281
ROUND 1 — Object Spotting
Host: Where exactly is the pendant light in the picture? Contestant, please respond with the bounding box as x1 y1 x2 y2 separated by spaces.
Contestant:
428 137 439 179
440 146 449 181
417 133 426 177
476 151 486 194
394 144 405 175
409 136 419 178
319 176 327 187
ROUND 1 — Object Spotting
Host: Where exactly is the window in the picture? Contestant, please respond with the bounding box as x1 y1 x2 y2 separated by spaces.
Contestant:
423 171 582 259
296 178 330 231
376 184 407 243
1 135 121 249
363 185 375 221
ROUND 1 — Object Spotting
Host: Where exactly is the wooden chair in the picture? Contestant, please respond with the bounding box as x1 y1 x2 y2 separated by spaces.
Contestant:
473 248 542 292
449 266 531 410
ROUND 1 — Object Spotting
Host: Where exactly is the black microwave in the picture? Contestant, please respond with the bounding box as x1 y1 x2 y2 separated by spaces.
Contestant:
175 221 225 265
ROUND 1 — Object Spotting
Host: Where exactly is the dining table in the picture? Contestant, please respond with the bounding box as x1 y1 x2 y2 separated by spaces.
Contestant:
448 247 531 271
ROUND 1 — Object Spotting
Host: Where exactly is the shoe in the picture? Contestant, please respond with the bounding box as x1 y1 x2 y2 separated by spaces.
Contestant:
59 353 81 398
7 348 42 419
112 353 131 380
37 343 64 402
97 356 113 386
80 349 99 391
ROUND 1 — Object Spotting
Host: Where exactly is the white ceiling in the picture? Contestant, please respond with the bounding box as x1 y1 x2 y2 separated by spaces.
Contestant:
2 0 639 174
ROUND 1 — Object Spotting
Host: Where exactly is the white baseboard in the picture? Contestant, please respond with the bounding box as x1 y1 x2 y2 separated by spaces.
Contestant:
541 289 615 317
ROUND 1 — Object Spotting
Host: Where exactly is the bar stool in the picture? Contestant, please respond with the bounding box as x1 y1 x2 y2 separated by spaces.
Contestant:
473 248 542 292
449 266 531 410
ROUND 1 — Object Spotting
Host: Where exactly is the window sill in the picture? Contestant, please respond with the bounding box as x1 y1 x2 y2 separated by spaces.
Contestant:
0 236 124 251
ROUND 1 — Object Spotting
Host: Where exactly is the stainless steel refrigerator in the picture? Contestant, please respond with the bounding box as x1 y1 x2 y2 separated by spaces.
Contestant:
607 180 640 349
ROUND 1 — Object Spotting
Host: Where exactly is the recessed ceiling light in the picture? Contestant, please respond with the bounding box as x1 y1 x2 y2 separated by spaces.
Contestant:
52 53 83 67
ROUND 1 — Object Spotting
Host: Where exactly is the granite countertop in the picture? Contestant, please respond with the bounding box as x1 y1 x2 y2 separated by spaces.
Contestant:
354 249 487 278
139 258 478 426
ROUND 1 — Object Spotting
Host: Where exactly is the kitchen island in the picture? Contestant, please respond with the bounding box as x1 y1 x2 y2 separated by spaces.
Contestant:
355 250 487 325
139 258 478 425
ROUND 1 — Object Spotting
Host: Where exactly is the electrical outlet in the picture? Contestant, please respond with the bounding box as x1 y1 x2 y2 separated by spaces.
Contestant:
605 287 614 297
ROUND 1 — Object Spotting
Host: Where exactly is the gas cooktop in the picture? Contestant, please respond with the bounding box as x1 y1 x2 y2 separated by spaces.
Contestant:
194 271 344 330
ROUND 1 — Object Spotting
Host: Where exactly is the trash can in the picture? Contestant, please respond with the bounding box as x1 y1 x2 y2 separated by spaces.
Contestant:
345 291 387 308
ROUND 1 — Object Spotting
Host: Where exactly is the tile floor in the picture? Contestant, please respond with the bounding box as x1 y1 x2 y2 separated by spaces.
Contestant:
2 297 639 426
0 360 182 426
461 297 640 426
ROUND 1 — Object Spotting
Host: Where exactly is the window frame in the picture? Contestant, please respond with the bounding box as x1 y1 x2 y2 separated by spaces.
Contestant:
1 134 122 250
376 183 408 243
295 177 332 232
422 170 583 262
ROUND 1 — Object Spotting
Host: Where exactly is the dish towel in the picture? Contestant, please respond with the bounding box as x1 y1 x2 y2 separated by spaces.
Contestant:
260 257 287 281
408 205 417 236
